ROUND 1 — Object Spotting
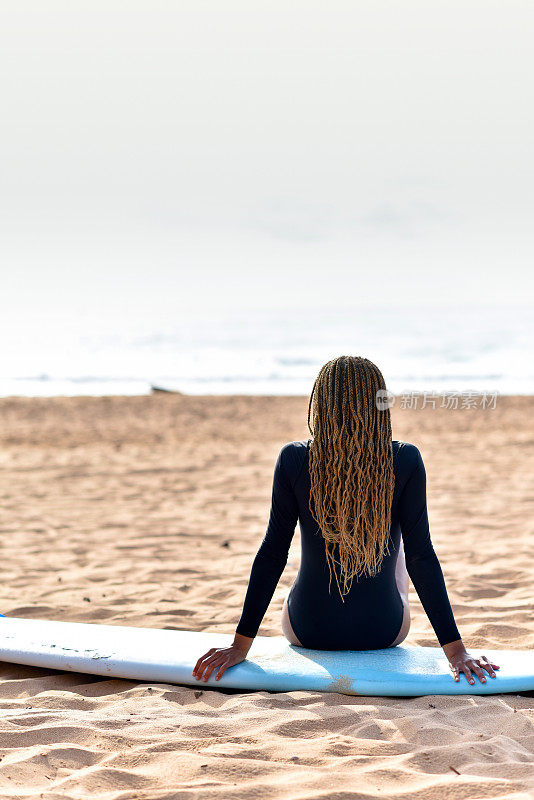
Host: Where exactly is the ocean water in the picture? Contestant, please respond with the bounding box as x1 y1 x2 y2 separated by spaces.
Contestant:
0 303 531 397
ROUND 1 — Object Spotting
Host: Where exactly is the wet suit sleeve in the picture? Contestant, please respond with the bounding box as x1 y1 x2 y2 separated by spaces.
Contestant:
398 446 461 647
235 444 299 639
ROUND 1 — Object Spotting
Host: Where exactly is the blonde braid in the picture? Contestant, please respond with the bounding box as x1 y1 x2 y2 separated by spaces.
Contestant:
307 356 394 600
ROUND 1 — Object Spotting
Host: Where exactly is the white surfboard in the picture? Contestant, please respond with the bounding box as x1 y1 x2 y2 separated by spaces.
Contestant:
0 616 532 696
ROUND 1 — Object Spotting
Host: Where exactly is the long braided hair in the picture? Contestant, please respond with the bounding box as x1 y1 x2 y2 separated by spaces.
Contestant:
307 355 394 599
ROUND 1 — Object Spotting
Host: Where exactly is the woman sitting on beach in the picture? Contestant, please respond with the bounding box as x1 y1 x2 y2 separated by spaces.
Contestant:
193 355 499 686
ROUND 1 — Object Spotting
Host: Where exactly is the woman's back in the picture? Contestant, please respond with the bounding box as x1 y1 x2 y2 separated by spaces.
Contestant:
236 439 460 650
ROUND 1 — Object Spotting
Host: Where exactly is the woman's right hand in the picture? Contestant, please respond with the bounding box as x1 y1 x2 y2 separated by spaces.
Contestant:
193 644 247 682
192 633 254 683
443 639 500 685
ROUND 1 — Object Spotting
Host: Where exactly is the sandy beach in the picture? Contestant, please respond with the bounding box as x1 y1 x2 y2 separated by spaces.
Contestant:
0 393 532 799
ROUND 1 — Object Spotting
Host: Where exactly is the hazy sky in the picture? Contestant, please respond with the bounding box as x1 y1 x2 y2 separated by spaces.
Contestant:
1 0 533 324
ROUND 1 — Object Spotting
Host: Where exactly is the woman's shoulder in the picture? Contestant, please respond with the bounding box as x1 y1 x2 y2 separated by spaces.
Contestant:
279 438 310 452
277 439 310 477
392 440 424 473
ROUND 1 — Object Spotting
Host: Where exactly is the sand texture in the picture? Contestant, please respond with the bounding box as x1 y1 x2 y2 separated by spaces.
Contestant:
0 394 532 799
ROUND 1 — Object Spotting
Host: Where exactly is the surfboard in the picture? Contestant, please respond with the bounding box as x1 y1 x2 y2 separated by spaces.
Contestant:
0 616 532 696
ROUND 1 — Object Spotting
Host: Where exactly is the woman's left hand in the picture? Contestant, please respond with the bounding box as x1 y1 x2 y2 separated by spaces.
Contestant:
193 644 247 682
448 650 499 685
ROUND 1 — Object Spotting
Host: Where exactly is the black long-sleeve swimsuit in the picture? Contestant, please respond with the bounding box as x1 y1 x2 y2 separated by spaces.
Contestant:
236 440 461 650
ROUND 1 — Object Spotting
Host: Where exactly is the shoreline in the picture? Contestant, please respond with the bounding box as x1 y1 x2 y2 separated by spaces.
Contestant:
0 390 531 398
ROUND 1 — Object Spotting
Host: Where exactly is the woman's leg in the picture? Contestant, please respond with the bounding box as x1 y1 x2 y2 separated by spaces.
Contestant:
389 538 411 647
281 592 303 646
